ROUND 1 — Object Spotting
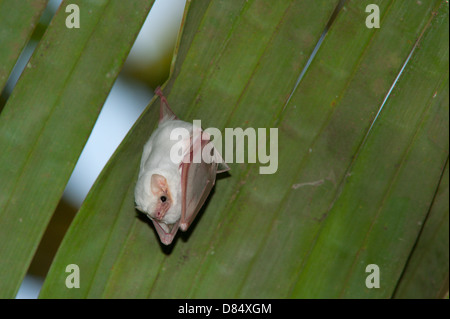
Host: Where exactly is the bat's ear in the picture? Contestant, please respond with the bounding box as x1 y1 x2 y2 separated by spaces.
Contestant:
151 174 168 195
155 87 177 124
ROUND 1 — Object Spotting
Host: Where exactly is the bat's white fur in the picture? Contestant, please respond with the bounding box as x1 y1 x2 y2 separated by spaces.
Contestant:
135 119 194 225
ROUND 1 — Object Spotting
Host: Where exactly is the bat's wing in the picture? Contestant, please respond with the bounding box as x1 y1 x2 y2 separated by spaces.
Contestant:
179 132 226 232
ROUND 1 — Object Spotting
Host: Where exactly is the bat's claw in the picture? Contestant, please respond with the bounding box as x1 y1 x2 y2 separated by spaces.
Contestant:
155 86 164 99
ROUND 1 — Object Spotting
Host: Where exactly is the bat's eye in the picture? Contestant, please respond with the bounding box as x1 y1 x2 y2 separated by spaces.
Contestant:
160 196 167 202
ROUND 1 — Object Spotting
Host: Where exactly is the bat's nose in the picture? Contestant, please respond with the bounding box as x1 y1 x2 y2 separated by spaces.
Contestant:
149 210 165 221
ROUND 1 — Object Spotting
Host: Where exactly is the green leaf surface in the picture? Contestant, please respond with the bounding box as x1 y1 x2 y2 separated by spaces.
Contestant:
394 161 449 299
40 0 448 298
0 0 48 92
291 1 449 298
0 0 154 298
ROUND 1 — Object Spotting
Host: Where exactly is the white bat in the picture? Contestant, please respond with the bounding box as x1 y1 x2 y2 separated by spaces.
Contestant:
135 88 229 245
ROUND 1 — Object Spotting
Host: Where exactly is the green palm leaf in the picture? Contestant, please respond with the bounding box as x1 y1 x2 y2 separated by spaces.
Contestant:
0 0 154 298
41 0 449 298
1 0 447 298
0 0 48 93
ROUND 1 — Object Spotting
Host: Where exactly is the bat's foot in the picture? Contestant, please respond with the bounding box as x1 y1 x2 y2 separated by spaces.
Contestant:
156 86 177 122
155 86 164 99
155 86 170 108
